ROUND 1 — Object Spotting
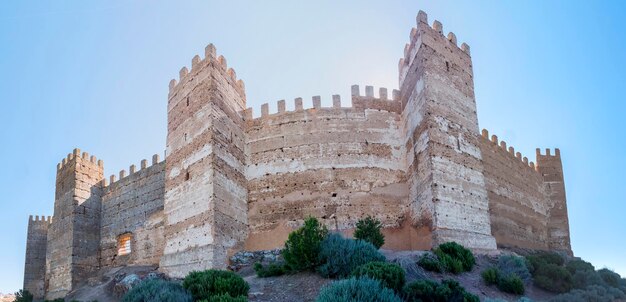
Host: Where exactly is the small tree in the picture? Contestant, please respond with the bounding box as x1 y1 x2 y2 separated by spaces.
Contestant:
14 289 33 302
282 216 329 271
354 216 385 249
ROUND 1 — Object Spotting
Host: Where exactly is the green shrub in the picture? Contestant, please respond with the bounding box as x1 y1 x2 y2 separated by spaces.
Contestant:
282 217 329 271
498 255 531 283
351 261 406 292
566 259 595 275
317 233 385 278
481 268 499 285
354 216 385 249
182 270 249 301
201 293 248 302
526 252 565 273
498 274 525 295
418 253 442 273
597 268 623 288
549 284 625 302
316 277 402 302
433 242 475 274
402 278 478 302
14 290 33 302
253 262 288 277
526 253 572 293
121 279 193 302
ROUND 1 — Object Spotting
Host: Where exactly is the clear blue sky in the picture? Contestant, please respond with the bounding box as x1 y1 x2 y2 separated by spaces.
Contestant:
1 0 624 294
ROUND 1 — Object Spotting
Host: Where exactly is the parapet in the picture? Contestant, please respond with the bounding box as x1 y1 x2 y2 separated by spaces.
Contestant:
243 84 400 122
168 43 245 98
536 147 561 158
103 154 163 188
28 215 52 224
399 10 471 87
56 148 104 171
481 129 539 172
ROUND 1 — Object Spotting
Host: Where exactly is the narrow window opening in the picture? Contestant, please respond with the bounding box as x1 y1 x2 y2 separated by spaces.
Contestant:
117 233 132 256
446 61 450 72
185 172 190 181
186 96 190 106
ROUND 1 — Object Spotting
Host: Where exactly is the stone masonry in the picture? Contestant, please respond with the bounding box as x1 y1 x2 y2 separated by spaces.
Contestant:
23 11 572 300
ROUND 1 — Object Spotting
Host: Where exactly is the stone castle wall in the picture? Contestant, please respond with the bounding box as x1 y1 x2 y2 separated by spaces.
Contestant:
23 10 572 299
480 130 553 249
99 156 165 269
244 90 409 250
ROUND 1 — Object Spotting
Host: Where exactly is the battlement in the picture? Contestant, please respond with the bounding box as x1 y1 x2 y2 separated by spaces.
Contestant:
168 43 245 99
399 10 471 88
103 154 163 187
56 148 103 171
481 129 540 172
536 147 561 158
244 84 400 121
28 215 52 224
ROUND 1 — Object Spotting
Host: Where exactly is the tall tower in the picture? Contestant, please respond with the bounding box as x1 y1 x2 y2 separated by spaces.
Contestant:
45 149 104 299
160 44 249 277
23 215 50 300
399 11 497 250
536 148 572 254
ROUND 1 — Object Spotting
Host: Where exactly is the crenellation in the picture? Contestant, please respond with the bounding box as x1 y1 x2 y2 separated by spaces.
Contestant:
25 11 572 299
312 96 321 108
332 95 341 107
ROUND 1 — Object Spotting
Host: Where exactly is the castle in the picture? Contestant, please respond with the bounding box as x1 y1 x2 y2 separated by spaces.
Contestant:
23 11 572 300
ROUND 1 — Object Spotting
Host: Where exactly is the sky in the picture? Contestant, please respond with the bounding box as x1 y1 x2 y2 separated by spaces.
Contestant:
0 0 625 294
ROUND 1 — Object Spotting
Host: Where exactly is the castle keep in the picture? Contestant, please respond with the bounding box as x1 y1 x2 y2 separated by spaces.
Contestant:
23 11 572 300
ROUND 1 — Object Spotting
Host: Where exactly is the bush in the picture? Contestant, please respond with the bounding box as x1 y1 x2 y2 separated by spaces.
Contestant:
597 268 623 288
498 274 525 295
526 252 565 273
481 268 499 285
566 259 595 275
282 217 329 271
253 262 288 277
354 216 385 249
351 261 406 292
317 233 385 278
316 277 402 302
402 278 478 302
526 253 572 293
549 284 626 302
14 290 33 302
121 279 192 302
498 255 531 283
182 270 249 301
202 293 248 302
433 242 475 274
418 253 442 273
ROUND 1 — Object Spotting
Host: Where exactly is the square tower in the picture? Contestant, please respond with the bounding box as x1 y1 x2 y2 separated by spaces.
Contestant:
399 11 497 250
159 45 249 277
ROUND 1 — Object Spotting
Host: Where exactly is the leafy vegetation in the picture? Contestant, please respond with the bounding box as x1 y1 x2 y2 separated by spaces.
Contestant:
353 216 385 249
548 284 625 302
316 277 401 302
526 252 572 293
497 274 525 295
201 293 248 302
351 261 406 292
14 290 33 302
418 253 443 273
253 262 289 277
402 279 479 302
282 217 329 271
481 267 499 285
317 233 385 278
432 242 475 274
182 270 249 301
121 279 192 302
